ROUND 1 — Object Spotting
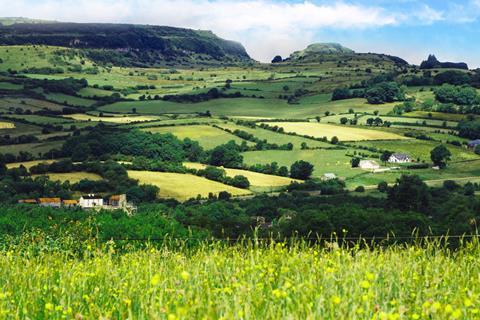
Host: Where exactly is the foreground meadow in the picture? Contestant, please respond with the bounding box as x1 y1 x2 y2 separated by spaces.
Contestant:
1 238 479 319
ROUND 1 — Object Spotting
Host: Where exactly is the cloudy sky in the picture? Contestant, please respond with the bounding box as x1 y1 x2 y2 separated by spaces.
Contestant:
2 0 480 67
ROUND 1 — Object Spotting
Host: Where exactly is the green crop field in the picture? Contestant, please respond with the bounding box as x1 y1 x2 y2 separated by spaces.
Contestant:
2 239 480 319
128 170 251 200
262 122 408 141
141 125 253 149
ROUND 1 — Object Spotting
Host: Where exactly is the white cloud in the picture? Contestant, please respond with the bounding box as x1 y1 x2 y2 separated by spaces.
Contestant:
0 0 399 61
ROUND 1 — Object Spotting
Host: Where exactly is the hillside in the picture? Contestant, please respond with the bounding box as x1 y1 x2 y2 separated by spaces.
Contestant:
0 22 253 66
284 42 408 67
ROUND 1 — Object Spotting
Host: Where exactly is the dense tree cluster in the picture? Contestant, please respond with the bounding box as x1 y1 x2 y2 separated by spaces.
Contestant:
2 174 478 241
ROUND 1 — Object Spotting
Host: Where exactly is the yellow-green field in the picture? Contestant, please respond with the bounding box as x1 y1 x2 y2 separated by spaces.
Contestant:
184 162 302 188
33 172 103 183
128 170 251 200
64 114 161 123
0 121 15 129
1 238 480 319
6 160 56 170
141 125 252 149
262 122 408 141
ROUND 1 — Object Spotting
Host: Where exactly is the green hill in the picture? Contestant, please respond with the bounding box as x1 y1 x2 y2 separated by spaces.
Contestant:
0 21 253 67
285 42 408 67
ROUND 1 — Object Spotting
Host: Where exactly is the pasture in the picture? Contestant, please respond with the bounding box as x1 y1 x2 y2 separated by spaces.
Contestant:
356 116 458 128
100 96 398 119
261 122 407 141
141 125 252 149
127 170 251 200
0 141 63 156
242 149 356 179
5 114 72 125
44 93 96 107
33 172 103 183
352 139 479 162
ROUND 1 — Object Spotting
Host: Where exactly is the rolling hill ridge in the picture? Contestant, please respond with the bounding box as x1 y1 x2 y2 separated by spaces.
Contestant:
0 21 253 67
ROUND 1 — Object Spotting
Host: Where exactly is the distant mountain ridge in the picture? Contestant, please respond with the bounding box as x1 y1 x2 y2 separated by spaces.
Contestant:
0 20 253 67
420 55 468 70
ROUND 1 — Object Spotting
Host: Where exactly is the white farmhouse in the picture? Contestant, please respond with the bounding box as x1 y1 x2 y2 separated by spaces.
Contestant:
79 194 103 208
388 153 411 163
359 160 380 170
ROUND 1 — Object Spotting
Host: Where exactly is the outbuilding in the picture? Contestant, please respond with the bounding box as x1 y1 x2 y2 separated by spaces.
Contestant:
388 153 412 163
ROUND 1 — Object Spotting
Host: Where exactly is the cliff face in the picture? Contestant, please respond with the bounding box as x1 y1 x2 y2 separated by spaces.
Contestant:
420 55 468 70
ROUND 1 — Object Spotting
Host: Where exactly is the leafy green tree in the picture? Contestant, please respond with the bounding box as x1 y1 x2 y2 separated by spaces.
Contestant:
380 151 393 164
290 161 314 180
208 141 243 168
387 175 431 212
340 117 348 125
331 136 339 144
278 166 289 177
231 175 250 189
331 88 351 101
351 157 360 168
377 181 388 193
430 145 452 168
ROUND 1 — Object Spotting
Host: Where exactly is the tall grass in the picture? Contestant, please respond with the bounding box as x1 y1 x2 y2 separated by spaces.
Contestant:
0 234 479 319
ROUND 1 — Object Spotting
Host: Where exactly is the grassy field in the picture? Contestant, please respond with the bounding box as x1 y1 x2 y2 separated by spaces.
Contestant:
128 170 252 200
242 149 355 179
262 122 408 141
100 97 399 119
33 172 103 183
403 111 469 122
356 116 458 128
64 114 161 124
352 140 479 162
215 122 332 149
2 239 480 319
184 162 302 189
5 114 72 125
141 125 252 149
44 93 96 107
0 140 63 156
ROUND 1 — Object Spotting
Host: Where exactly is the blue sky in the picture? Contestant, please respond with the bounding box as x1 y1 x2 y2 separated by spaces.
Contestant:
1 0 480 67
